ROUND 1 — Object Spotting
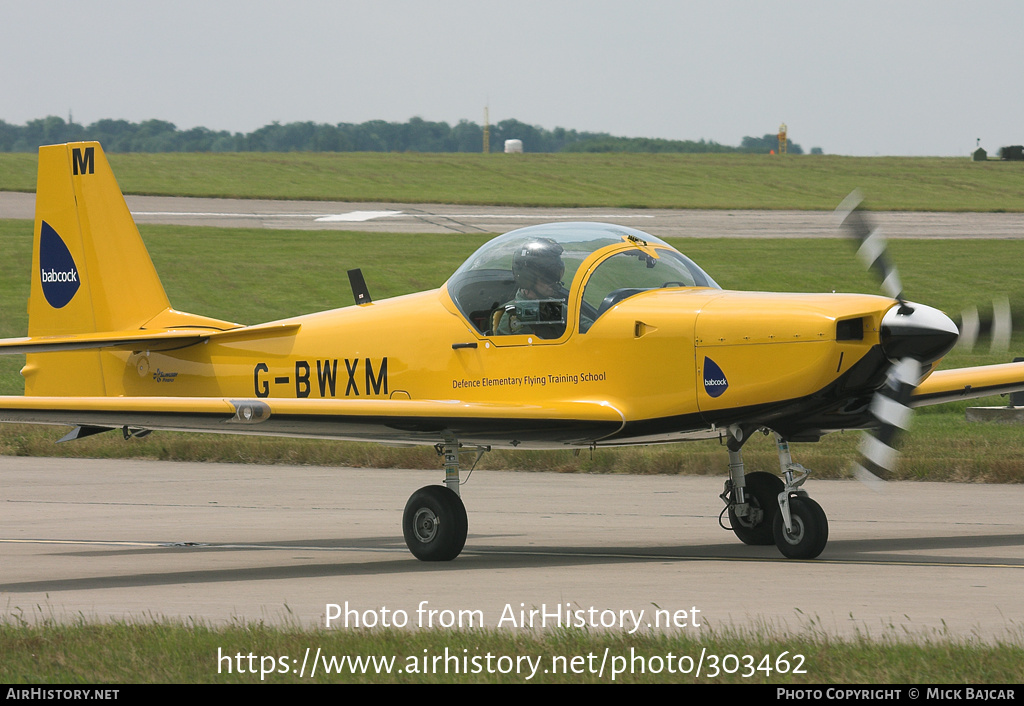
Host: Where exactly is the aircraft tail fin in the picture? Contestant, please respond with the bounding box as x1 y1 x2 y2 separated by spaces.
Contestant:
25 142 179 395
30 142 170 337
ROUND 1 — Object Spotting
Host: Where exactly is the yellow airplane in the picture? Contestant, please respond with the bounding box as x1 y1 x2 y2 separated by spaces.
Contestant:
2 141 1023 562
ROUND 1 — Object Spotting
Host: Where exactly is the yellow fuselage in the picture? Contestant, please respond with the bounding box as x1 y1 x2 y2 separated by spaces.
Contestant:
32 286 890 446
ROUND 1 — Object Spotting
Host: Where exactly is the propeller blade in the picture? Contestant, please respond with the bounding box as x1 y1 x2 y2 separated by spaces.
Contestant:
957 297 1013 353
958 306 980 352
852 357 921 488
839 190 1016 358
992 297 1013 353
836 191 961 488
836 190 905 304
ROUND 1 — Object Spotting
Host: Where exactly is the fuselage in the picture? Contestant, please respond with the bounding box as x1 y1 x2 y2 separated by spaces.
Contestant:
21 221 956 448
59 284 896 446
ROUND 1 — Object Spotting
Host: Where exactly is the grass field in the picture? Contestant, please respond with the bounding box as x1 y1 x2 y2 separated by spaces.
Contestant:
2 152 1024 211
3 621 1022 684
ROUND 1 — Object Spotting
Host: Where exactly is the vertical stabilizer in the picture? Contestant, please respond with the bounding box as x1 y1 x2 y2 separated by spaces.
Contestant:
25 142 171 395
30 142 170 336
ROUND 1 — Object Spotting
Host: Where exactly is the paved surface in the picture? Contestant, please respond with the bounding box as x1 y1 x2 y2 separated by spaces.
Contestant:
2 457 1022 641
4 191 1024 238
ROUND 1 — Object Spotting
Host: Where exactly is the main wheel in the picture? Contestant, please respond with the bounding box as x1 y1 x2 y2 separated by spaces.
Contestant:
772 496 829 559
403 485 468 561
728 471 784 546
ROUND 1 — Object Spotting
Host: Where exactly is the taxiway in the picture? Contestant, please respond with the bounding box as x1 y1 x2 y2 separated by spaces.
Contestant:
3 191 1024 238
2 457 1022 640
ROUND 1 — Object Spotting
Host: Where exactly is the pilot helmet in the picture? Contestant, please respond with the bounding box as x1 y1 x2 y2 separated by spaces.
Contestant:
512 238 565 291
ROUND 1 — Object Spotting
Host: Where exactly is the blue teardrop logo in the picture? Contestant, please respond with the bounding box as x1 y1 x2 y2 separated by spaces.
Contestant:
703 357 728 398
39 221 81 308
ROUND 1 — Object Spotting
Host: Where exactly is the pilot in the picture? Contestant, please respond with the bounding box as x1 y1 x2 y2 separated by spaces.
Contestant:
493 237 568 338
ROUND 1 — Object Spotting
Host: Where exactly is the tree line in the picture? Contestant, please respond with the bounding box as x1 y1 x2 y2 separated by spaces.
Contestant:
0 116 804 154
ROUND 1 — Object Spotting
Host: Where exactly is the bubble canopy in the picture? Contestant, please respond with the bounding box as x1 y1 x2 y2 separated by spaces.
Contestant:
446 222 720 336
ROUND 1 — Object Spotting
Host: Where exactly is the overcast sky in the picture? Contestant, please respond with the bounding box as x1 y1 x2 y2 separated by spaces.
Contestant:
3 0 1022 156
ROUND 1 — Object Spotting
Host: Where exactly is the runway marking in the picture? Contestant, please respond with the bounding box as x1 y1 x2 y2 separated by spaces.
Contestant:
462 548 1024 569
0 537 408 553
400 213 656 220
1 538 169 548
4 537 1022 569
314 210 403 222
131 210 655 222
131 211 318 218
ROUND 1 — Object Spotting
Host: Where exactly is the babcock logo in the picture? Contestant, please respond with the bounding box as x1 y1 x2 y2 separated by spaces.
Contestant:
39 221 81 308
703 357 729 398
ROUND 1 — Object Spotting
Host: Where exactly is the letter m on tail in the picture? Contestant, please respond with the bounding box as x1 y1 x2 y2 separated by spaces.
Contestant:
72 146 94 175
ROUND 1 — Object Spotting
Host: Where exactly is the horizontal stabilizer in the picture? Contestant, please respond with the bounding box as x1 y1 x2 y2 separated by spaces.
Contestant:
0 322 301 355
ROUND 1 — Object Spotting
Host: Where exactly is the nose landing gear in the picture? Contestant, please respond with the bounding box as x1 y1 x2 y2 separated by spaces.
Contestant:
721 427 830 560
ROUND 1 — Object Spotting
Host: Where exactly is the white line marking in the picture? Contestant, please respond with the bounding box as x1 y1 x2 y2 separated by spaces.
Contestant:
314 210 404 222
131 211 315 218
132 210 655 221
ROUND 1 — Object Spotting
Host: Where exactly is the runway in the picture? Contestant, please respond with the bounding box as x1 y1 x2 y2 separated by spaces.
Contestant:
4 191 1024 238
2 457 1022 640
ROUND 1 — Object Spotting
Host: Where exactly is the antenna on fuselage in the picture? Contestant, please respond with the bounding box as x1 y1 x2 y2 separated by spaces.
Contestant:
348 268 372 305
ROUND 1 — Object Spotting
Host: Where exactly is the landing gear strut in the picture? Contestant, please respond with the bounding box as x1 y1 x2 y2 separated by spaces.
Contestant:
402 435 485 561
720 427 829 559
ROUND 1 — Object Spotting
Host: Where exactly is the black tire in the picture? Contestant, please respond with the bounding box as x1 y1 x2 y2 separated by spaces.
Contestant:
403 485 468 561
728 471 784 546
772 496 829 560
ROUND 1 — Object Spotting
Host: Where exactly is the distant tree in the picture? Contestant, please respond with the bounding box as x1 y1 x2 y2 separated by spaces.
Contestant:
740 134 804 155
0 120 19 151
563 136 735 153
0 116 815 155
492 119 550 152
450 119 484 152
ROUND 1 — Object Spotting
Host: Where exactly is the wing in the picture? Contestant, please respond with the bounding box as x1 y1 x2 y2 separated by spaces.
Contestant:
911 361 1024 406
0 395 625 448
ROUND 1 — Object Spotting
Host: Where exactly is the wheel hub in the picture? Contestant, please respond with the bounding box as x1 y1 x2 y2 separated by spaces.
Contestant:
412 508 439 543
781 515 806 545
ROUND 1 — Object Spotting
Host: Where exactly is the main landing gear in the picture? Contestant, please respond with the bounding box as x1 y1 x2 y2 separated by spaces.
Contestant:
720 426 829 560
402 436 486 561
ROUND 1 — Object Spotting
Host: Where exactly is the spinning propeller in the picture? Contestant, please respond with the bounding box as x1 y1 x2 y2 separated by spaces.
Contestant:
956 298 1014 354
835 191 960 485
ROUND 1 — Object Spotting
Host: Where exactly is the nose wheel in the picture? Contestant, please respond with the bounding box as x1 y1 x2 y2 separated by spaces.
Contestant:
773 494 829 559
721 428 830 559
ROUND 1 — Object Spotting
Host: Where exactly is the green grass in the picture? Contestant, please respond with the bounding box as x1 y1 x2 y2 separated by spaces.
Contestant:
2 620 1021 683
3 152 1024 210
0 218 1022 481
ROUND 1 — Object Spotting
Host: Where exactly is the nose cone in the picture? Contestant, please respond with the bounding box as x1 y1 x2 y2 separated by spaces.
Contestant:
880 302 959 365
